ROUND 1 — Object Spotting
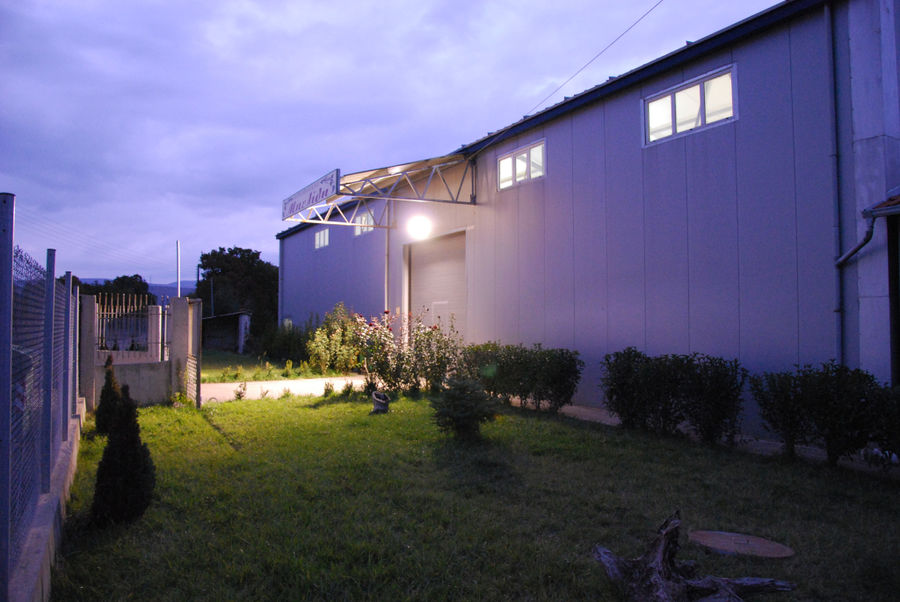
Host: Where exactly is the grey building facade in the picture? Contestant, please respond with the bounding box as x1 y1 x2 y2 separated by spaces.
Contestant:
278 0 900 422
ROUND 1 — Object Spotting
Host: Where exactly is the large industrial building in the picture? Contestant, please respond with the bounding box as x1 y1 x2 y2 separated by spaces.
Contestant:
277 0 899 424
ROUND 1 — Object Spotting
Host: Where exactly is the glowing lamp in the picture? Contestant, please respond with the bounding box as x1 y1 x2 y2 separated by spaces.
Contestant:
407 215 432 240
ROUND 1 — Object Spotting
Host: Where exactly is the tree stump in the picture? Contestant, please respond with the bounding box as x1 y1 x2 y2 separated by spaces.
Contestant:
593 511 794 601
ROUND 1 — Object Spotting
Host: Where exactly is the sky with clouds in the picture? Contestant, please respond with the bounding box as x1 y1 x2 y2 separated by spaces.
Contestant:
2 0 781 283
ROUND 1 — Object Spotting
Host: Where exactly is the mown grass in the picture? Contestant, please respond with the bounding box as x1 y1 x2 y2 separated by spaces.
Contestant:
53 395 899 601
201 349 335 383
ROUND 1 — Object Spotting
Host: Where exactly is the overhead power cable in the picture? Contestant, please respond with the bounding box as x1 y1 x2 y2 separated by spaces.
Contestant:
526 0 666 116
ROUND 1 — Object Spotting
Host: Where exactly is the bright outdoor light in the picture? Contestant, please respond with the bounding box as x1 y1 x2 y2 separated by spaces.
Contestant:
407 215 432 240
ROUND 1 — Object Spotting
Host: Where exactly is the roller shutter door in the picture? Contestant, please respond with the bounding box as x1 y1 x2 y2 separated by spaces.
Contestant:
409 232 466 339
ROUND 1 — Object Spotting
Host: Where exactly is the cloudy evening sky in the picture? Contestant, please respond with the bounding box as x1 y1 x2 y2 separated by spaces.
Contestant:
2 0 781 284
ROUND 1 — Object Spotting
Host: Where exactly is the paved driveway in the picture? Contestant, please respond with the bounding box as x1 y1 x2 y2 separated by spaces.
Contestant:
200 375 367 404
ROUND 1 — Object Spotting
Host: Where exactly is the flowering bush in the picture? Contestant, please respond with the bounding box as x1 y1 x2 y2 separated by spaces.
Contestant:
410 316 463 392
353 310 464 393
353 310 413 392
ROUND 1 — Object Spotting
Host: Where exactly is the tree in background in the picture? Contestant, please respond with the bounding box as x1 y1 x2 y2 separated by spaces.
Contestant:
74 274 157 303
194 247 278 349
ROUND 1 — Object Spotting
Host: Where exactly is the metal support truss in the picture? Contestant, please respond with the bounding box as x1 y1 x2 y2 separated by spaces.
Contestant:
285 155 474 228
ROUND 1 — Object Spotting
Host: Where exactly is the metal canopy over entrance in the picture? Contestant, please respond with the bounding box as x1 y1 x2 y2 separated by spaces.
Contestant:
281 154 474 228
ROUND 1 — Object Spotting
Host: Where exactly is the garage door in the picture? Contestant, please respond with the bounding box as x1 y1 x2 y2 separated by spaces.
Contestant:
409 231 466 339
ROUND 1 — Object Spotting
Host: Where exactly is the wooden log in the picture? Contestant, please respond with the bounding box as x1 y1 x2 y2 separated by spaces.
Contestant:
593 511 794 601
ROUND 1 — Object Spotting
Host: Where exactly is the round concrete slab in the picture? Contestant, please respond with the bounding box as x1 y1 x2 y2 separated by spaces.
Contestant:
688 530 794 558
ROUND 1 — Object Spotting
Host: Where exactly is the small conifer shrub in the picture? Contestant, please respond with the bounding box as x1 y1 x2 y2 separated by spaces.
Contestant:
95 355 122 435
91 385 156 525
431 377 497 440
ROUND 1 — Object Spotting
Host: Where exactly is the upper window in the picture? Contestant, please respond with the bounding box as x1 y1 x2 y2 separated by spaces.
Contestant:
498 141 545 190
354 212 374 236
645 69 734 143
314 228 329 249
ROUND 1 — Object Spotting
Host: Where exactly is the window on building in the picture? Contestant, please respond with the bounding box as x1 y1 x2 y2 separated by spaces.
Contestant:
354 212 374 236
645 69 734 143
314 228 329 249
498 140 545 190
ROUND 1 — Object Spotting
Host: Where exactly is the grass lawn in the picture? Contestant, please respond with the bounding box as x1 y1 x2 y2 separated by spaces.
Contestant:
201 349 336 383
53 394 899 600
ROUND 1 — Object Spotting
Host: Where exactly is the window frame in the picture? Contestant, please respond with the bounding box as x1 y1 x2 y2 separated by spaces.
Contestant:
314 228 329 249
353 212 374 236
643 65 737 146
497 139 546 191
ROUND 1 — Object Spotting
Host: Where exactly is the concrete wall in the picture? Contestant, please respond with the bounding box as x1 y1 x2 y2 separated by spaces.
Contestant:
80 296 202 408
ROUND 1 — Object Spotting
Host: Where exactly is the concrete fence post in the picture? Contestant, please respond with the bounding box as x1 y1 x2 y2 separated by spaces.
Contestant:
148 305 163 363
78 295 97 412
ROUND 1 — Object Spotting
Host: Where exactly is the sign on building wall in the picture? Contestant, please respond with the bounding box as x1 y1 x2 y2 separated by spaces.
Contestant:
282 169 340 221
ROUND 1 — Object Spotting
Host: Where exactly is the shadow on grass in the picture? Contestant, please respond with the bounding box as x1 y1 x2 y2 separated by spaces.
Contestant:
309 393 369 409
430 436 523 498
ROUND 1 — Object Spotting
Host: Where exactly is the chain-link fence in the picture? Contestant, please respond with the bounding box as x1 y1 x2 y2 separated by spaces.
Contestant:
9 247 44 565
2 194 80 596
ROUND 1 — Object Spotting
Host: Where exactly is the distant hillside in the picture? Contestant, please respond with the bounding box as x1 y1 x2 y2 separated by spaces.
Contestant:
80 279 196 301
148 281 197 301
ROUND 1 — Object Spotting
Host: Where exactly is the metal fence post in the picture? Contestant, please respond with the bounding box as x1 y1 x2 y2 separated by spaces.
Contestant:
1 193 16 595
73 284 80 417
61 272 72 441
41 250 55 494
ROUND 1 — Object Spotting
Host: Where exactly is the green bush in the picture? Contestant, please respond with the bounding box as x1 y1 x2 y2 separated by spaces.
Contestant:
307 303 360 374
638 354 691 437
460 343 583 413
602 349 743 440
95 355 122 436
868 386 900 469
799 361 880 467
599 347 650 429
749 370 809 460
91 386 156 525
530 346 584 414
430 376 498 440
259 315 317 364
459 342 502 397
681 355 746 446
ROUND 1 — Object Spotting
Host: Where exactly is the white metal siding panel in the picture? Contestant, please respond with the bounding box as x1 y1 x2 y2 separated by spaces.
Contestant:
494 155 521 342
470 165 497 342
409 232 467 338
685 125 741 359
604 91 646 351
790 13 839 365
517 149 546 346
735 27 801 373
643 137 691 355
571 107 608 398
279 220 384 325
543 119 576 350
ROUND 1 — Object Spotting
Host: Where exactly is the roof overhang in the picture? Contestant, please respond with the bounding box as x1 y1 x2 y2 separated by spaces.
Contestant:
281 153 473 229
864 194 900 218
